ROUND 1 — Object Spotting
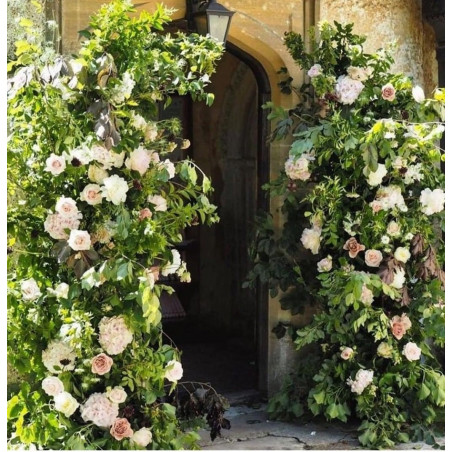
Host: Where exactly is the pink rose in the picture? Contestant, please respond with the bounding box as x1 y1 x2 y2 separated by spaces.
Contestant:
138 208 152 221
340 347 354 360
125 146 152 176
365 249 383 267
390 313 412 340
110 418 134 440
381 83 396 101
45 153 66 176
370 201 383 213
343 238 365 258
80 184 103 205
91 353 113 375
68 230 91 251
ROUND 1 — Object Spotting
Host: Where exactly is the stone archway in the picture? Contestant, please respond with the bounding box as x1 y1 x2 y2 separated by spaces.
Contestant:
164 45 271 396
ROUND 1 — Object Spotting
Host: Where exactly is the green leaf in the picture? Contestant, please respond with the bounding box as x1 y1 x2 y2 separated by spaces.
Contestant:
418 383 431 400
362 143 378 172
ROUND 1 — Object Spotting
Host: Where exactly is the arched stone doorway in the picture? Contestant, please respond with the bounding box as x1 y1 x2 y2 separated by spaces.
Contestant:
164 45 271 396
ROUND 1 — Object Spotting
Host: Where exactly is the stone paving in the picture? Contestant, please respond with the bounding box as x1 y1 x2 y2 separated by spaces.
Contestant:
199 405 444 450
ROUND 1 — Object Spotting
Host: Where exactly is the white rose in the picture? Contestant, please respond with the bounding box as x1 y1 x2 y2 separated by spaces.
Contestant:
68 145 94 165
101 174 129 205
125 146 152 176
54 391 79 417
107 387 127 404
317 255 332 273
132 428 153 447
307 64 322 78
381 235 390 244
419 188 445 215
394 247 411 263
366 164 387 187
402 342 422 361
144 122 158 142
45 154 66 176
164 360 183 382
80 184 103 205
390 267 406 289
285 155 311 181
47 282 70 299
68 230 91 251
130 112 147 130
161 250 181 276
412 85 425 103
88 165 109 184
301 227 322 255
148 195 167 212
162 159 176 179
55 197 81 218
21 278 41 301
42 376 64 396
405 233 414 241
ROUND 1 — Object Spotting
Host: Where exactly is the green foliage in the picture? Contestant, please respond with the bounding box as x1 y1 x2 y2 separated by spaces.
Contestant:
7 0 226 449
247 21 445 448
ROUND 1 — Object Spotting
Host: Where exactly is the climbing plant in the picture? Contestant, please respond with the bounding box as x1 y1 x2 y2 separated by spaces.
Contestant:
247 21 445 448
7 0 227 449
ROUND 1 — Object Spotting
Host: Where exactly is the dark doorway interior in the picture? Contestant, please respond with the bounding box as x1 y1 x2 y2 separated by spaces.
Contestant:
164 49 269 395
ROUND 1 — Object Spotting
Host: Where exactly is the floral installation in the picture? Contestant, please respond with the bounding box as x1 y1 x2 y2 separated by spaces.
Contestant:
247 22 445 448
7 1 229 449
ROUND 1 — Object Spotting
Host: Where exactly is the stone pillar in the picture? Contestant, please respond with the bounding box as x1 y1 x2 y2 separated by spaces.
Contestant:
319 0 426 86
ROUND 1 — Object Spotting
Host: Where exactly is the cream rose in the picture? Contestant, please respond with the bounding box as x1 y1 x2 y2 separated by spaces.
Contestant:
164 360 183 382
110 418 134 440
107 387 127 404
366 163 387 187
21 278 41 301
364 249 383 267
394 247 410 263
45 153 66 176
88 164 109 184
68 230 91 251
381 83 396 101
301 227 322 255
340 347 354 360
132 428 153 447
81 184 103 205
42 376 64 396
54 392 79 417
125 146 152 176
402 342 421 361
377 342 393 358
91 353 113 375
386 221 401 237
101 174 129 205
